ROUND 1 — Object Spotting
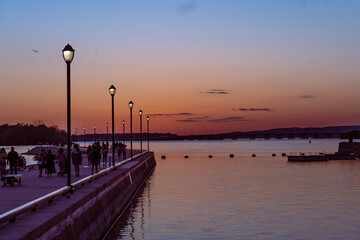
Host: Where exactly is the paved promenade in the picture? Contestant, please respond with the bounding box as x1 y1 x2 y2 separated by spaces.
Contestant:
0 149 139 215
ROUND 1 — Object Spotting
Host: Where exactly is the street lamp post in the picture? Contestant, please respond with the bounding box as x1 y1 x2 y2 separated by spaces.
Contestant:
128 101 133 159
139 110 143 152
83 127 86 148
109 85 116 166
94 125 96 143
62 43 74 187
122 120 125 144
147 116 150 151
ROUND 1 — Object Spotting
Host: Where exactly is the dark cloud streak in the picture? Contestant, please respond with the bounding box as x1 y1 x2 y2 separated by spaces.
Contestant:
208 116 249 123
233 108 271 112
176 116 209 122
149 113 193 117
299 95 315 99
200 89 229 95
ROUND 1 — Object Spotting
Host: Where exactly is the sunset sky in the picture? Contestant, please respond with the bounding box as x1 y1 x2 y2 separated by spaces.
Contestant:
0 0 359 135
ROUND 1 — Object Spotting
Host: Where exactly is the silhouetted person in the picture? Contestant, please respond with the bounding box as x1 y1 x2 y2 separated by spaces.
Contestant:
45 150 56 178
121 144 127 160
72 144 82 177
57 148 66 176
38 149 46 177
91 143 101 174
0 148 7 177
102 144 108 167
87 145 92 166
7 147 19 174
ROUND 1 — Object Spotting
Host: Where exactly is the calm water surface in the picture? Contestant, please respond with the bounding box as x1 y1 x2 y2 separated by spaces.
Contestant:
63 140 360 239
106 139 360 239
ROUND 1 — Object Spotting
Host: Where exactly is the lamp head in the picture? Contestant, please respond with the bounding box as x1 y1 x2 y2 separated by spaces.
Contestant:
128 101 133 109
109 85 116 96
62 44 75 63
147 116 150 121
139 110 143 116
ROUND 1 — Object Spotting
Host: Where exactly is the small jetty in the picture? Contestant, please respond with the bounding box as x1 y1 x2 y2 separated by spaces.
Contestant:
288 155 328 162
288 154 356 162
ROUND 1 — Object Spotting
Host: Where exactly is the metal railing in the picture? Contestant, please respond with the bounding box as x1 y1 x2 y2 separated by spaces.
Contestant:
0 151 149 225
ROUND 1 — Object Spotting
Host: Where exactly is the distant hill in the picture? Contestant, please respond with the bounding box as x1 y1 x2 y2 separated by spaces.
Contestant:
227 126 360 136
172 125 360 140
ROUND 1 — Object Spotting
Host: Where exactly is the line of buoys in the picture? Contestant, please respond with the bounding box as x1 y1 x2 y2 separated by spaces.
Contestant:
184 155 189 159
272 154 276 157
252 154 256 157
229 154 234 158
161 155 166 159
208 155 213 158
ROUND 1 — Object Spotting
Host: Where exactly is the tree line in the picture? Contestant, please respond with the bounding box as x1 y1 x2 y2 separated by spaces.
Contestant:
0 124 66 146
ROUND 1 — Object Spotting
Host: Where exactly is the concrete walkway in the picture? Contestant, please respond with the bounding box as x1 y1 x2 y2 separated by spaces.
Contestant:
0 149 140 215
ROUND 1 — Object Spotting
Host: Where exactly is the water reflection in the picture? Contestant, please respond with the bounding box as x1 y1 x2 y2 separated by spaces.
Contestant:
105 174 154 240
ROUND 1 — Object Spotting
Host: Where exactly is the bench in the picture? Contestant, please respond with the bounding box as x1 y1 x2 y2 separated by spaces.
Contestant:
1 174 22 187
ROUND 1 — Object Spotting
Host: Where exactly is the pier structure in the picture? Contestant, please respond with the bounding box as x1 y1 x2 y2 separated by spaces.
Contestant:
0 149 156 239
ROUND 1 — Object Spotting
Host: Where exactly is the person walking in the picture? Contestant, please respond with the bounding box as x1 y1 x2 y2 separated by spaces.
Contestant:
86 145 92 166
72 144 82 177
7 147 19 175
102 144 108 167
121 143 127 160
91 143 101 174
0 148 7 177
38 149 46 177
45 150 56 178
57 148 66 176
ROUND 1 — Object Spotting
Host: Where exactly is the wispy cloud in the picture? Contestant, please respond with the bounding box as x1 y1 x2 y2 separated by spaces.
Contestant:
299 95 315 99
176 116 209 122
200 89 229 95
233 108 271 112
208 116 249 123
177 1 197 14
149 113 193 117
31 49 39 53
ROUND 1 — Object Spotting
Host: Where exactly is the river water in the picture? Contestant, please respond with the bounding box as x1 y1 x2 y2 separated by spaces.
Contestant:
105 139 360 240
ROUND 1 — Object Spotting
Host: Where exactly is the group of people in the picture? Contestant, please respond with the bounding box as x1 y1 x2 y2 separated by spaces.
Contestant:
86 141 127 175
0 147 26 177
37 144 82 177
0 142 128 179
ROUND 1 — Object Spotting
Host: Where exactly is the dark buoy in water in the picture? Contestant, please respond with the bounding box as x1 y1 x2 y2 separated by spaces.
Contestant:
208 155 213 158
252 154 256 157
229 154 234 158
281 153 286 156
161 155 166 159
184 155 189 159
272 154 276 157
